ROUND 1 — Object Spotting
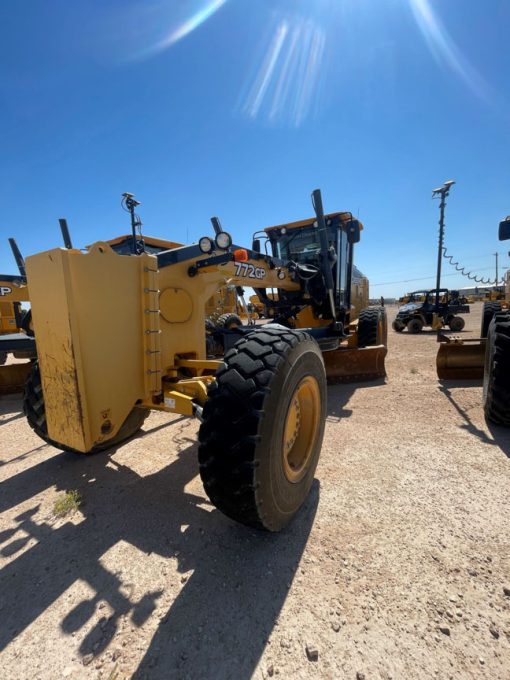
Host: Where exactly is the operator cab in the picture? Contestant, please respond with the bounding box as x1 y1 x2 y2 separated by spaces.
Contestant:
252 212 362 327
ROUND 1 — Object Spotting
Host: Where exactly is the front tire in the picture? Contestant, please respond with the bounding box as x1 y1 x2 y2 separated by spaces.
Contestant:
198 327 327 531
392 320 405 333
24 363 150 452
483 313 510 425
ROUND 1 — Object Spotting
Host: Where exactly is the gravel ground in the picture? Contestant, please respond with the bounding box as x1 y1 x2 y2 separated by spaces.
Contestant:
0 302 509 680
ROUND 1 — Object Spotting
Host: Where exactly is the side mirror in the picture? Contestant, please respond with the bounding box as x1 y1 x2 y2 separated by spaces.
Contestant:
252 238 261 253
346 219 361 244
499 217 510 241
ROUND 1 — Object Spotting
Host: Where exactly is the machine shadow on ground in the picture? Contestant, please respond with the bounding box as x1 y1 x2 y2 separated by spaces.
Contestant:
438 381 510 458
327 378 385 420
486 422 510 459
0 397 319 679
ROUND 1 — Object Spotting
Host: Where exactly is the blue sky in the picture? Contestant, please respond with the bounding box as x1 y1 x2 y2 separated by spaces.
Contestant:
1 0 509 298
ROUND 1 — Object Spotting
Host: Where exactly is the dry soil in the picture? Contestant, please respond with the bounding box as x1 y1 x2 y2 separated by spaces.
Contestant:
0 302 509 680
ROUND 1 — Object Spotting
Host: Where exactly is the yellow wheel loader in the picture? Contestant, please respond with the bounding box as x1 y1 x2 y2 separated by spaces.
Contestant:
22 189 386 531
437 216 510 426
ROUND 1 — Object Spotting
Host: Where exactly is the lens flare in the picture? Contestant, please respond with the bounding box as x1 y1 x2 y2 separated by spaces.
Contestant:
154 0 227 51
409 0 489 100
242 16 326 127
131 0 228 60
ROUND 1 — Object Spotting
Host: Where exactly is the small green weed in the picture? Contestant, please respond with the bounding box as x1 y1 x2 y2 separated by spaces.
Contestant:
53 490 82 517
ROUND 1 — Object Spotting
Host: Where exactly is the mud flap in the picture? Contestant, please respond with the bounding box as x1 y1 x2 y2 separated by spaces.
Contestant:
436 340 485 380
323 345 387 384
0 362 33 395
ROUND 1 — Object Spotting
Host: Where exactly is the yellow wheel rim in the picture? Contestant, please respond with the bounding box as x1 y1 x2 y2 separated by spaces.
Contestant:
282 376 321 483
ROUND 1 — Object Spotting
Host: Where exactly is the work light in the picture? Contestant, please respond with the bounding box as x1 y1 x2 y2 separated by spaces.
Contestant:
199 236 214 254
215 231 232 250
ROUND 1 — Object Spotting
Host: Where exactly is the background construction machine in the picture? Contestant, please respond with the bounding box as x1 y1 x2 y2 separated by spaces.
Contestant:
22 189 386 531
437 216 510 426
0 238 34 391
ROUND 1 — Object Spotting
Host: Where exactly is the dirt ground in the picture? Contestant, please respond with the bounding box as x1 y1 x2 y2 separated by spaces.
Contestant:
1 302 509 680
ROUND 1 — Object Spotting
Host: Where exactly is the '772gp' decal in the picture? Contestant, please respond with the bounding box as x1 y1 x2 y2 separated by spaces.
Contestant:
234 262 266 280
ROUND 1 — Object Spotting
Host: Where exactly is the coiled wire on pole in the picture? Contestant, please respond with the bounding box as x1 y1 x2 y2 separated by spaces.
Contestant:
442 247 504 285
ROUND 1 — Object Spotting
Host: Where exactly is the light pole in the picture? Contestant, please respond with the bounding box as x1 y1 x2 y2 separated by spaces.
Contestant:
494 252 499 285
432 180 456 307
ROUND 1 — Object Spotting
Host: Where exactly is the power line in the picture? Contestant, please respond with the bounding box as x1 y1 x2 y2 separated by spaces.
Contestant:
370 266 505 287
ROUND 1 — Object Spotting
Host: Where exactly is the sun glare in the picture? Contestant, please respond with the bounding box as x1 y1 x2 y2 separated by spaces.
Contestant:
242 15 326 128
408 0 489 101
133 0 228 60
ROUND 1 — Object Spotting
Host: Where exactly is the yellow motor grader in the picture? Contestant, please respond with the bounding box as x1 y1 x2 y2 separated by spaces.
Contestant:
0 237 34 390
0 277 30 369
22 189 387 531
437 215 510 426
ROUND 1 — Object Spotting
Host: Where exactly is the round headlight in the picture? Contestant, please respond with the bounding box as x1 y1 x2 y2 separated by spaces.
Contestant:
199 236 214 254
215 231 232 250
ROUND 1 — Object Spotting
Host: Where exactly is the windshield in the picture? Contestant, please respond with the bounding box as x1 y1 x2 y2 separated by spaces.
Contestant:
270 224 350 307
272 225 336 263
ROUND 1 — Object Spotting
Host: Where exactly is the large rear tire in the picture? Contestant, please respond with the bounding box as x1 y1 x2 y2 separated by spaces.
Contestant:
481 301 502 338
358 307 387 347
23 363 150 452
483 313 510 426
198 327 326 531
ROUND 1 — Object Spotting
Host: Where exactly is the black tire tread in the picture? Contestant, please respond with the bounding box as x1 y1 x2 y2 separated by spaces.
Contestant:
481 301 502 338
198 327 320 530
483 313 510 425
358 306 387 347
216 313 243 329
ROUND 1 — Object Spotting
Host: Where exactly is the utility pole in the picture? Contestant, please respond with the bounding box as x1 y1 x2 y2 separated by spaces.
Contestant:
494 252 499 285
432 180 456 307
